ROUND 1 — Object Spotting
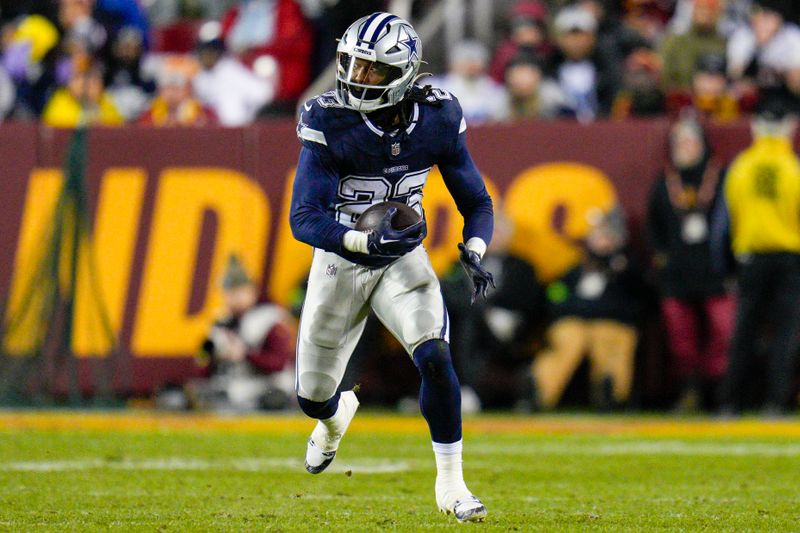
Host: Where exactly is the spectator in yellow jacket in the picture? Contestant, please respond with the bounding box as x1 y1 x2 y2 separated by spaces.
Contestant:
42 63 124 127
715 97 800 417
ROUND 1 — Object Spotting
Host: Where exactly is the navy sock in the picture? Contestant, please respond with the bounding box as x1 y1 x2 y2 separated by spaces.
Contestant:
297 391 340 420
412 339 462 443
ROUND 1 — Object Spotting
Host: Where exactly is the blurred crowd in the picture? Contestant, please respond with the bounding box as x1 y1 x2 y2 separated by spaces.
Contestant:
0 0 386 126
434 0 800 124
1 0 800 127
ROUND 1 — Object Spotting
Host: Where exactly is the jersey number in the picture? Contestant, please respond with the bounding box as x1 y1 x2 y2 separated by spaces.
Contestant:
426 88 453 103
336 168 430 225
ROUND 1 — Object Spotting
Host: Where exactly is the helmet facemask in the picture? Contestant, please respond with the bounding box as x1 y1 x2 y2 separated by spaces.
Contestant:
335 13 422 112
336 53 405 112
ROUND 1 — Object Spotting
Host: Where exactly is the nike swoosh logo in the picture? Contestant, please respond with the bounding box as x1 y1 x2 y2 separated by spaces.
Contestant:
304 102 313 112
379 236 400 244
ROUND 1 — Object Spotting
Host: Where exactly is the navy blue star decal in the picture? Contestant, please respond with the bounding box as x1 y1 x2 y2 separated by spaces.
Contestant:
399 33 419 62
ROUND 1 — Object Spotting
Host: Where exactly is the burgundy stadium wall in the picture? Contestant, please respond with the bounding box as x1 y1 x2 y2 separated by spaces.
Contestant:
0 119 759 394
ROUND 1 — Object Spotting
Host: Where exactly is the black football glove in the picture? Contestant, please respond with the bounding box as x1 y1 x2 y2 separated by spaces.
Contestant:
458 242 495 304
366 208 426 257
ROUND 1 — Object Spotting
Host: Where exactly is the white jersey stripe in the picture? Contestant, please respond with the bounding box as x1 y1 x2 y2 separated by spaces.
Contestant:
405 103 420 134
298 126 328 146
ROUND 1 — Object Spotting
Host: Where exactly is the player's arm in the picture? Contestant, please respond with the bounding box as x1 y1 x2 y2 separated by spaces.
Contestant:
289 146 353 253
438 118 495 302
289 145 398 256
438 131 494 256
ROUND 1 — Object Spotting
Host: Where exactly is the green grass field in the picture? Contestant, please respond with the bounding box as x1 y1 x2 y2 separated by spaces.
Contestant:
0 412 799 532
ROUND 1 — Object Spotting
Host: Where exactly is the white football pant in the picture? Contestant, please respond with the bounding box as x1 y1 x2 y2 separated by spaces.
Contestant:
296 246 450 402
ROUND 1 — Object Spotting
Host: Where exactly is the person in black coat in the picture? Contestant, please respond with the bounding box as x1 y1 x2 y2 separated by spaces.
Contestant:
647 117 735 411
547 4 623 120
532 205 643 410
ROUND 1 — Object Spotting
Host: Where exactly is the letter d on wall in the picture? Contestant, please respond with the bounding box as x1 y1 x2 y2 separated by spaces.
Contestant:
132 169 270 356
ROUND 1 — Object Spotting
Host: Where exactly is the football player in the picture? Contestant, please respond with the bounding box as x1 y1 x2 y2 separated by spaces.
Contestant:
290 12 494 523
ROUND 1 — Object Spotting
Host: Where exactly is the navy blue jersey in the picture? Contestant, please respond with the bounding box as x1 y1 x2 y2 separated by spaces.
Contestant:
290 88 493 267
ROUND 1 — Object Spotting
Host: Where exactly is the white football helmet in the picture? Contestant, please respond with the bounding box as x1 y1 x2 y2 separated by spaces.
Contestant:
336 12 422 112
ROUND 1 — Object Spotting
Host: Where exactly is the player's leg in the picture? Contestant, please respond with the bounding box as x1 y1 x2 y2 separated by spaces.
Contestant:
413 340 488 522
370 247 486 522
296 250 370 473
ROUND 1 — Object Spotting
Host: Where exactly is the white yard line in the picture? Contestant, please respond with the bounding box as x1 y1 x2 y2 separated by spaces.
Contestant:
470 440 800 457
0 457 412 473
5 441 796 474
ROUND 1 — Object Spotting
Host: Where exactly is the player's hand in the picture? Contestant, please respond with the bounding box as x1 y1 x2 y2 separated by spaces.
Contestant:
366 208 426 257
458 243 495 304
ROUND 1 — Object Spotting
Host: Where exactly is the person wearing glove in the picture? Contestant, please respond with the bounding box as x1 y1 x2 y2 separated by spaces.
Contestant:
365 207 427 258
288 12 494 523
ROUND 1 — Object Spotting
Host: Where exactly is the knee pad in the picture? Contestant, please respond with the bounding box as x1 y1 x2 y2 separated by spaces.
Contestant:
297 392 340 420
297 370 339 402
413 339 454 384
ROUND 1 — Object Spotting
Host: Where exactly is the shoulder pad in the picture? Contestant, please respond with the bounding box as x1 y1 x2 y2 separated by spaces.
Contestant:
409 85 466 133
434 90 467 135
296 91 343 148
315 91 344 109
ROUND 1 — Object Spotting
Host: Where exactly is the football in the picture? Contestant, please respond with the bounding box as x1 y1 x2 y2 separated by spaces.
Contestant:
354 201 422 231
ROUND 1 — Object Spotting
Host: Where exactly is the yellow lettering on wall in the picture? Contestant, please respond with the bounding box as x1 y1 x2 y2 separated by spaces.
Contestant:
505 162 617 282
73 169 146 356
2 169 63 354
132 169 270 356
422 168 499 274
267 167 313 307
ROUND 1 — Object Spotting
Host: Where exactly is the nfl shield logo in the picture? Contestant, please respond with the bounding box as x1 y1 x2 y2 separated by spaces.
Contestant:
391 142 401 156
325 264 338 277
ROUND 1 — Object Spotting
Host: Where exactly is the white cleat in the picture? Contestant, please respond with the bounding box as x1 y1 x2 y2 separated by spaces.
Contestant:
304 390 359 474
437 489 488 523
439 495 488 523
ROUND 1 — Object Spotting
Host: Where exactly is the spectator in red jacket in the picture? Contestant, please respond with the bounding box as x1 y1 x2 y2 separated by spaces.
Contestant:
188 254 296 411
490 0 553 83
220 0 313 105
